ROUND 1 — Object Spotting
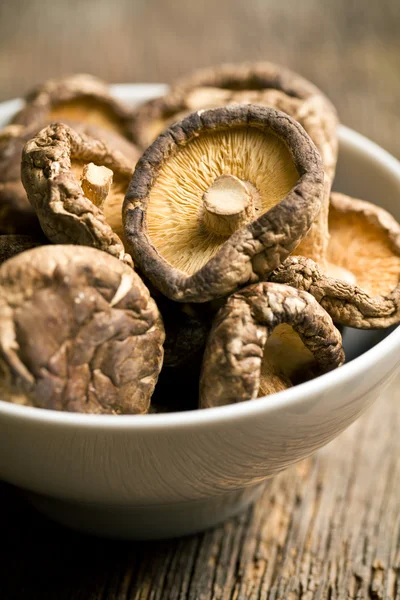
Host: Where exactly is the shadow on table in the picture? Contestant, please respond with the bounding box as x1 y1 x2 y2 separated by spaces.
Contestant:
0 481 250 600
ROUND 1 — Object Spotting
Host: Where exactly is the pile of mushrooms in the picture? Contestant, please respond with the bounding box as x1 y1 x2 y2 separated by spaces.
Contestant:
0 63 399 414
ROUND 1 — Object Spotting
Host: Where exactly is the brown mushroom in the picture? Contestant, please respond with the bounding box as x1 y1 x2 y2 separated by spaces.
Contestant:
268 192 400 328
21 123 134 265
0 245 164 414
131 61 339 265
0 234 46 264
200 282 344 408
124 104 324 303
0 74 138 236
10 74 133 137
0 118 139 236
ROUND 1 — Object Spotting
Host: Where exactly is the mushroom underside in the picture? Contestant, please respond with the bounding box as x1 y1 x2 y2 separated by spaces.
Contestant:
327 196 400 297
258 323 315 396
147 127 299 275
21 123 133 265
268 193 400 329
47 97 126 135
199 282 344 408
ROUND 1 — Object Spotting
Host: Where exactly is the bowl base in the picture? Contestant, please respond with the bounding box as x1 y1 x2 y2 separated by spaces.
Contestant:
26 482 267 540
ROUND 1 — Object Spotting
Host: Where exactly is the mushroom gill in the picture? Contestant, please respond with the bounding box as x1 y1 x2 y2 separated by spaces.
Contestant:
199 282 344 409
11 74 132 137
147 127 299 275
258 324 315 396
48 97 125 135
268 193 400 328
327 192 400 297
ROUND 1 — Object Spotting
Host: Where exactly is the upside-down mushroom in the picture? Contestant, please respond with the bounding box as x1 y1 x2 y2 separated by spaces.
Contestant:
0 245 164 414
200 282 344 408
21 123 135 265
131 61 339 265
0 127 138 237
1 75 139 235
10 74 134 136
124 104 324 303
268 192 400 328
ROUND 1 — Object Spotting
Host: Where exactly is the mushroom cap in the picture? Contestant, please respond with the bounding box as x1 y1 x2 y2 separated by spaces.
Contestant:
269 193 400 328
131 61 338 179
199 282 344 408
0 120 139 236
0 234 45 265
131 61 338 266
0 245 164 414
124 104 324 303
21 123 134 266
10 74 134 137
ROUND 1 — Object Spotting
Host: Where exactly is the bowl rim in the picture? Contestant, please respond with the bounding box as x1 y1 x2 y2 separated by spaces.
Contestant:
0 85 400 430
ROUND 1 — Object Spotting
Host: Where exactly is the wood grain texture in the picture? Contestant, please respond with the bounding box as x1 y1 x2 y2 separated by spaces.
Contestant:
1 0 400 598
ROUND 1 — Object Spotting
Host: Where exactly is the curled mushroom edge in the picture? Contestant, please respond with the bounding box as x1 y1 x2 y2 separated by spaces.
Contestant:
124 103 324 303
199 281 344 409
269 192 400 329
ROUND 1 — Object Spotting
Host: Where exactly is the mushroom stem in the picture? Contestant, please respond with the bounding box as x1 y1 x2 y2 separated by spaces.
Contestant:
81 163 113 209
202 174 256 236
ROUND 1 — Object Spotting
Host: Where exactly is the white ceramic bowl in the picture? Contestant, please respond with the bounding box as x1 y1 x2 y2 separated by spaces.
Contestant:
1 85 400 540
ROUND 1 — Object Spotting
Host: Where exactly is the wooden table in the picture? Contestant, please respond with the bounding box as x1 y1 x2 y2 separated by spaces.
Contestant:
1 1 400 598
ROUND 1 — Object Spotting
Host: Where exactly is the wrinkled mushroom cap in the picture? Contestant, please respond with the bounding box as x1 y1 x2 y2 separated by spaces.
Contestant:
0 245 164 414
21 123 134 265
0 119 139 236
131 61 338 265
131 61 338 180
11 74 134 137
124 104 324 303
269 192 400 328
200 282 344 408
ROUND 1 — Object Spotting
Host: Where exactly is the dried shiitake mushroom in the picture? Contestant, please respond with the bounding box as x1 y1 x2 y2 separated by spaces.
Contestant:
0 118 139 236
269 192 400 328
1 75 138 236
0 234 45 264
131 61 338 264
21 123 135 265
124 104 324 303
200 282 344 408
11 74 133 137
0 245 164 414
